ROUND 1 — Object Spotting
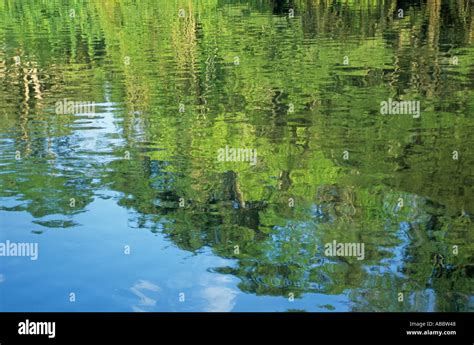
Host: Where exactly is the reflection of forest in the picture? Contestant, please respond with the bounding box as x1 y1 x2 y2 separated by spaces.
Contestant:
0 0 473 311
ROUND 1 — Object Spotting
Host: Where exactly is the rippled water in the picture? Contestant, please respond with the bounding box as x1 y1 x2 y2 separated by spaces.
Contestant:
0 0 473 312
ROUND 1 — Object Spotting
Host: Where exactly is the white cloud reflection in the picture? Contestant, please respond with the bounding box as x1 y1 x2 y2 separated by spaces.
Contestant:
130 279 160 312
201 275 238 312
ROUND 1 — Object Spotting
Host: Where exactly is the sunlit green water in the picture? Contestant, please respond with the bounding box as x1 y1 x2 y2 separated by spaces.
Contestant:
0 0 473 312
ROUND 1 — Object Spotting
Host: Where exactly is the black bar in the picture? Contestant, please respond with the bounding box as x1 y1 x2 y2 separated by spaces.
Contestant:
0 312 472 345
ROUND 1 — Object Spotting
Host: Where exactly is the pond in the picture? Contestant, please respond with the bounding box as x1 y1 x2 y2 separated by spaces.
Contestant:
0 0 473 312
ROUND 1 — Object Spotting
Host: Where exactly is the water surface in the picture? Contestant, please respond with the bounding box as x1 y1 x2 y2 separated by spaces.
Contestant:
0 0 473 312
